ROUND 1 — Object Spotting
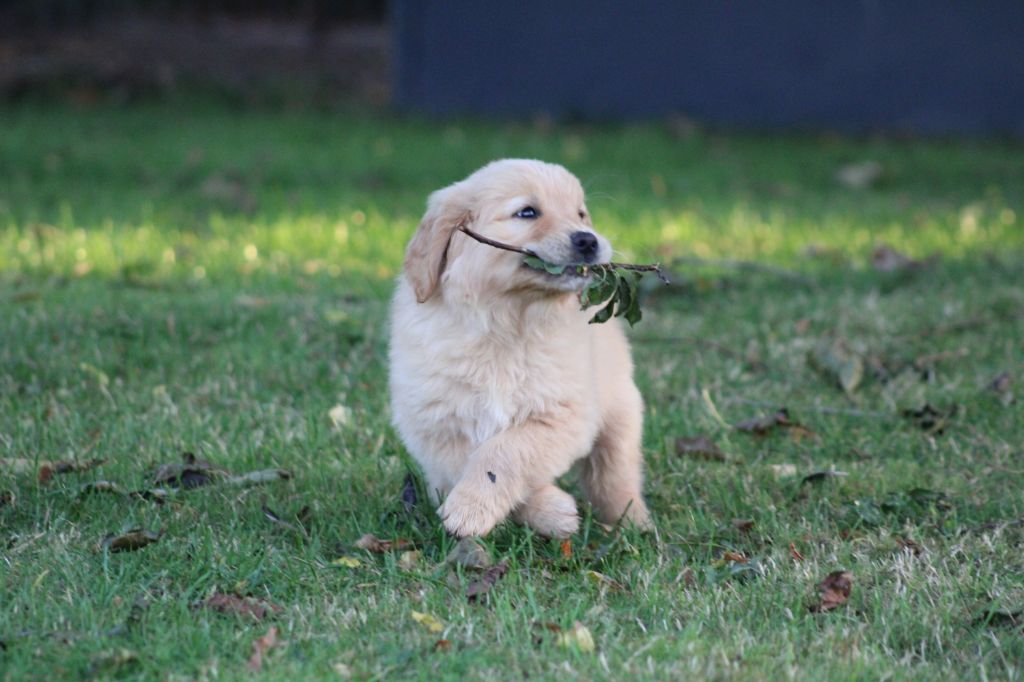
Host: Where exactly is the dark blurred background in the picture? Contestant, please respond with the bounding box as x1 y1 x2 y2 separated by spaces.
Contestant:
2 0 1023 135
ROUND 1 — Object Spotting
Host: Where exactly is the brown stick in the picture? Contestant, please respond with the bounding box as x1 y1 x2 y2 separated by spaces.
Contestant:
458 225 670 284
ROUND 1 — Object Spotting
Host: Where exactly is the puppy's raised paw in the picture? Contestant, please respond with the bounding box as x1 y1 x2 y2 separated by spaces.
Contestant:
438 483 506 538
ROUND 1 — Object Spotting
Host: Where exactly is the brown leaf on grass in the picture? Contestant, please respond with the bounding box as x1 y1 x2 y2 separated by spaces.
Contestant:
732 519 755 533
246 626 280 673
466 560 509 603
973 610 1022 629
433 639 452 653
585 570 628 592
38 458 106 484
100 528 161 553
871 244 923 272
801 470 849 486
226 469 292 487
721 551 748 564
79 480 127 496
809 570 853 613
559 539 573 559
896 537 923 555
398 550 422 570
901 403 957 435
675 436 726 461
400 472 418 513
1 457 105 483
987 372 1014 404
201 593 282 621
353 533 412 553
988 372 1012 394
151 452 226 489
789 542 805 561
446 537 492 570
735 408 811 437
88 648 139 676
9 290 42 303
557 622 595 652
531 621 563 645
808 339 864 394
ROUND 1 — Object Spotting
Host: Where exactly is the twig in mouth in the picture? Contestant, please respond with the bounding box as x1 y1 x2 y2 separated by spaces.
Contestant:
457 225 670 284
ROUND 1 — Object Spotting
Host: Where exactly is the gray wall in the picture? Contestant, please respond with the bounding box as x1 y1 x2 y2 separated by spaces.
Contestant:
396 1 1024 135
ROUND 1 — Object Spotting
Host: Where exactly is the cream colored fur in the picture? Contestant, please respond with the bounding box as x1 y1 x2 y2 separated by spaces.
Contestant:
388 159 651 538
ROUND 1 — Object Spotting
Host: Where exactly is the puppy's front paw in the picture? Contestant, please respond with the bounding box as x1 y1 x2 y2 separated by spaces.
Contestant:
439 483 506 538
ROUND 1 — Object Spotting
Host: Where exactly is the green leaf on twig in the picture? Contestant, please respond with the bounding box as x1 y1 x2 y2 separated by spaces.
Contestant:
522 256 656 327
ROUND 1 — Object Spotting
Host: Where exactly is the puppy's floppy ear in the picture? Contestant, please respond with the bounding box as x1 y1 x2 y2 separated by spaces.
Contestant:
404 186 469 303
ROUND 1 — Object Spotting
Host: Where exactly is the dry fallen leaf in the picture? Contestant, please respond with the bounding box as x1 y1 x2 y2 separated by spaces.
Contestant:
400 472 418 513
808 338 864 394
736 408 810 437
246 626 280 673
411 610 444 634
559 539 573 559
328 404 352 429
987 372 1014 404
1 457 105 483
433 639 452 652
801 470 849 486
100 528 161 553
558 621 595 652
88 648 139 676
466 560 509 603
675 436 726 461
585 570 628 592
973 609 1023 629
770 463 799 478
809 570 853 613
896 537 923 555
901 403 957 435
353 533 412 553
789 542 805 561
151 452 225 489
871 244 923 272
38 458 106 484
446 537 492 570
398 550 422 571
201 593 282 621
732 519 755 533
721 551 748 564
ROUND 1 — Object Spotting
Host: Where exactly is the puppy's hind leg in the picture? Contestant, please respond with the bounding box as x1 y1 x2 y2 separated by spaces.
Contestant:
578 393 652 530
512 485 580 539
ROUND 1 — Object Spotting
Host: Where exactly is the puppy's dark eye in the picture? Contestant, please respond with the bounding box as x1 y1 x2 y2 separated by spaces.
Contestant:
578 210 587 219
514 207 539 219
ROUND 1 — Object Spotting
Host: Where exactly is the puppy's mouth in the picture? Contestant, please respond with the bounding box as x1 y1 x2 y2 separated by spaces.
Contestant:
521 260 596 291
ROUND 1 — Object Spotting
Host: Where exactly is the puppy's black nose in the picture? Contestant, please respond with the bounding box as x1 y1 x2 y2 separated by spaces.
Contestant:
570 231 599 262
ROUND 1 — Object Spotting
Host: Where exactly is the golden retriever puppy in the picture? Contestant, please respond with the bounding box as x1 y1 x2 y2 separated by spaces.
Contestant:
389 159 651 539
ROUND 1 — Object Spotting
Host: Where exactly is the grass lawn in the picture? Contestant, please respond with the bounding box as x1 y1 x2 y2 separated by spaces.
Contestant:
1 101 1023 680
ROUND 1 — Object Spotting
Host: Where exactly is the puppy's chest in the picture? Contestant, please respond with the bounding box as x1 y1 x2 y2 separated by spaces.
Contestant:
442 342 579 444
